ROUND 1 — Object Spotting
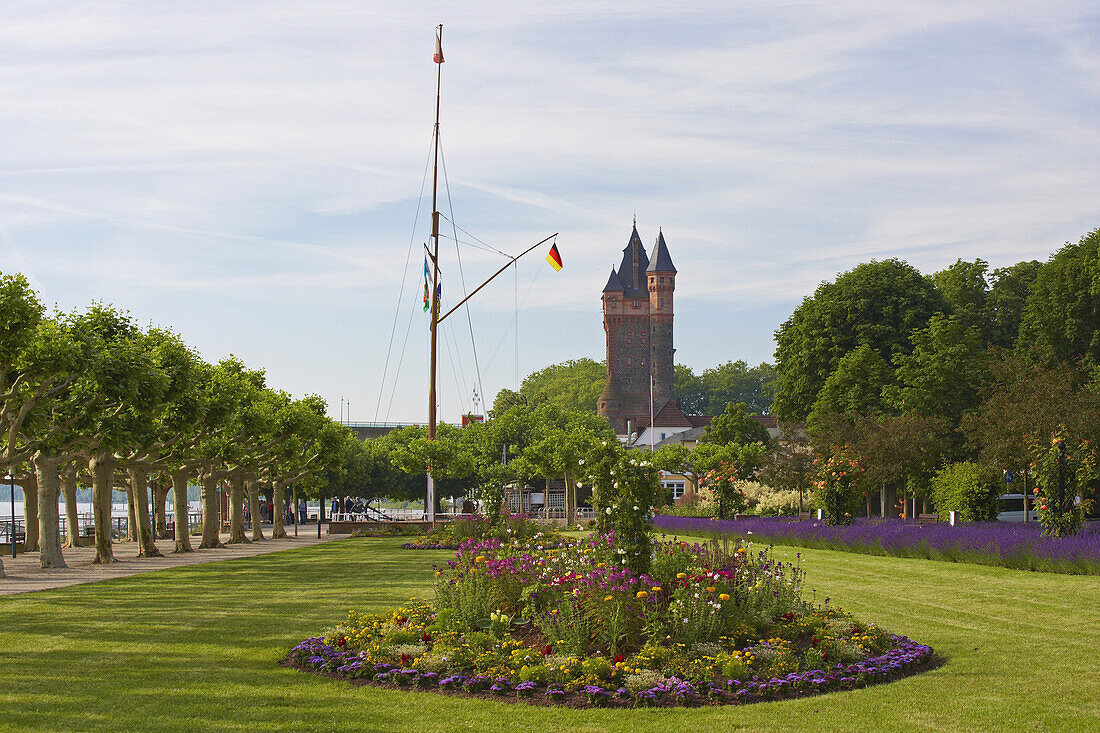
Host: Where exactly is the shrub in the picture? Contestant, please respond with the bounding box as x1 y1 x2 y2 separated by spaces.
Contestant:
930 461 1000 522
737 481 805 516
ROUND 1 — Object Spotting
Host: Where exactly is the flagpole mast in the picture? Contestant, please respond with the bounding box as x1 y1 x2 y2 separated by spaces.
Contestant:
422 25 557 524
427 23 443 523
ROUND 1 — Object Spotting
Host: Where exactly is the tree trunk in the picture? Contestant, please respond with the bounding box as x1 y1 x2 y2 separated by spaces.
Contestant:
34 452 67 569
247 476 265 541
21 471 40 551
153 479 170 539
272 482 287 539
61 465 80 548
227 474 249 544
564 473 575 527
198 473 222 549
89 455 116 563
171 470 194 553
130 467 161 558
124 482 137 541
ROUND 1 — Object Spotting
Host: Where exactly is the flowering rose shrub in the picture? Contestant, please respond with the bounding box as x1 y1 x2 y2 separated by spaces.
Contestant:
812 450 864 525
1031 432 1097 538
290 535 935 707
402 514 562 550
701 461 746 520
580 441 658 575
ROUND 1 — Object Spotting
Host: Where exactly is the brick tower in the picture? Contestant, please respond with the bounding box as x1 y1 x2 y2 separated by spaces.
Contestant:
598 224 677 434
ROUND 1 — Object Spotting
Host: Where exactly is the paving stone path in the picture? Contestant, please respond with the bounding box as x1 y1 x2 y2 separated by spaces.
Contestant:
0 525 343 596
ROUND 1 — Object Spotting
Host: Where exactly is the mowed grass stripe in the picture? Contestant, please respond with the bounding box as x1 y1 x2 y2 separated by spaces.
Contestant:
0 537 1097 732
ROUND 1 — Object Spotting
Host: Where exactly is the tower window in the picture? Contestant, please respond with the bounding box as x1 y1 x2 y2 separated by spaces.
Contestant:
659 277 665 283
633 299 639 308
610 297 616 308
626 356 633 366
660 297 665 307
641 332 647 344
626 331 632 344
640 357 647 366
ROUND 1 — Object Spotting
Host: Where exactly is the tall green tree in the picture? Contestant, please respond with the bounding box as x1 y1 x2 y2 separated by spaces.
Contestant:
1018 227 1100 364
807 344 892 427
698 402 771 447
985 260 1041 348
517 358 605 413
884 315 990 431
773 259 946 421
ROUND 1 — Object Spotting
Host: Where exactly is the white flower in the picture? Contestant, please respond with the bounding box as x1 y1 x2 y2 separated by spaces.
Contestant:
747 531 753 535
633 505 639 511
578 459 585 465
605 507 612 515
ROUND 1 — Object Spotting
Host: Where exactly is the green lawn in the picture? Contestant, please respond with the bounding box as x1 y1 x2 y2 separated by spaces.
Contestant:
0 537 1097 732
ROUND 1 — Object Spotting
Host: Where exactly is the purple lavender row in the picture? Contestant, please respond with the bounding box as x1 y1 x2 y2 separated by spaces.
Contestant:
652 515 1100 573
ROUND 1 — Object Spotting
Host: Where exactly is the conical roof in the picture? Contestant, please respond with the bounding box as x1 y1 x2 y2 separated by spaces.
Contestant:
646 230 676 273
617 225 650 294
602 267 624 292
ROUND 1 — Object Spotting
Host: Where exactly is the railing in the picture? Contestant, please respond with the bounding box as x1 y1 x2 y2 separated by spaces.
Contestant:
1 519 26 545
537 507 595 522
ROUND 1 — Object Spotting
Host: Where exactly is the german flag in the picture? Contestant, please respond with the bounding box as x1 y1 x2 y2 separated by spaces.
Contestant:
546 243 563 271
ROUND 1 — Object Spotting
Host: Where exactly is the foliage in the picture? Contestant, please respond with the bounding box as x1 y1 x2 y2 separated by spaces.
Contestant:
1018 227 1100 364
516 358 606 413
737 481 806 517
929 462 1001 522
700 462 745 519
579 441 658 574
699 401 771 447
675 361 777 416
773 259 946 421
1030 432 1098 538
296 535 933 707
807 344 892 423
884 314 989 431
812 450 864 525
403 515 562 550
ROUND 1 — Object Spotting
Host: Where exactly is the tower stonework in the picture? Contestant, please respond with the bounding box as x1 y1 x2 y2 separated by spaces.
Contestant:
598 225 677 434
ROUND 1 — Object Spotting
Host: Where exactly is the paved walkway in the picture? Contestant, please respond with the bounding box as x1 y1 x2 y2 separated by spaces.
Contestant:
0 525 343 596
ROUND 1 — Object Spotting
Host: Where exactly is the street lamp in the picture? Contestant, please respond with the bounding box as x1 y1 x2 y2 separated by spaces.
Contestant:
5 473 14 559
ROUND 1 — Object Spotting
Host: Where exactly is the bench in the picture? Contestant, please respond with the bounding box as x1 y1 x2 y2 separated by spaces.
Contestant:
918 513 940 525
797 512 815 521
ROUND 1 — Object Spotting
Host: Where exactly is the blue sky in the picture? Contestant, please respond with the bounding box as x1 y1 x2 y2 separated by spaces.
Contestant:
1 1 1098 423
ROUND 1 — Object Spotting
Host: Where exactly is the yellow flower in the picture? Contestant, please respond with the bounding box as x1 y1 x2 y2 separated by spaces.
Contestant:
475 556 487 563
676 572 686 579
651 586 661 592
719 593 730 601
604 595 613 601
596 562 606 568
636 590 648 599
706 586 717 593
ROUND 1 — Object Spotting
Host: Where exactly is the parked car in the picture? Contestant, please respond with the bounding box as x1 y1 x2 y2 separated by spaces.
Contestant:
996 493 1040 522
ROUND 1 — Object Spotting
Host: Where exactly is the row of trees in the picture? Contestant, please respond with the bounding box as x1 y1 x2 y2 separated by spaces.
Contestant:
508 358 777 416
1 271 346 575
772 227 1100 532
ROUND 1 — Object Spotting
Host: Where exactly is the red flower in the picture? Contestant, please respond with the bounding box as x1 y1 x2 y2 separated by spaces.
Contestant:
336 637 347 647
541 645 552 656
421 632 432 643
396 616 407 626
613 654 625 664
401 653 411 665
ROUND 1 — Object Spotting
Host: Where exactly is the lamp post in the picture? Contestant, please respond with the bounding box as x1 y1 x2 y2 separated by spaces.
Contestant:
6 473 14 559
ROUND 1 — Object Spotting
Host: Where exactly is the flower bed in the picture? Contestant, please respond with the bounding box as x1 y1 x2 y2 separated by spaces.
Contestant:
288 534 935 707
653 515 1100 575
401 514 563 550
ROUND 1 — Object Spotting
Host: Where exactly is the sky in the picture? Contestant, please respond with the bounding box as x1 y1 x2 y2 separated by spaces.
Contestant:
1 1 1098 424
